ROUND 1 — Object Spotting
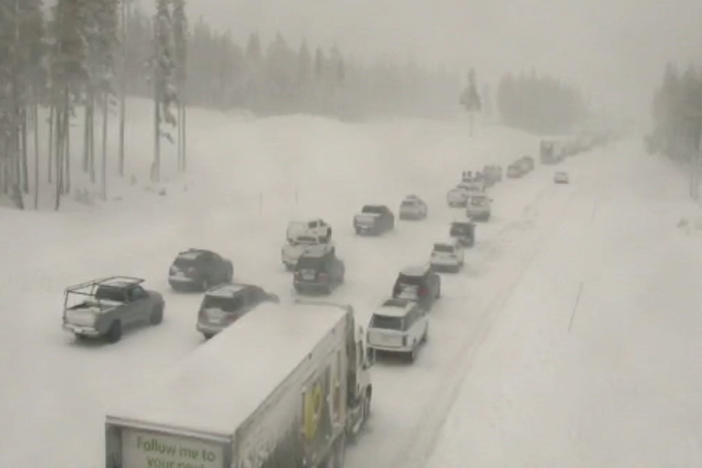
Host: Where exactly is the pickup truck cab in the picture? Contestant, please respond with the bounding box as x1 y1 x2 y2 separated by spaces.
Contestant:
63 277 164 343
281 235 334 271
354 205 395 235
286 218 332 243
367 298 428 362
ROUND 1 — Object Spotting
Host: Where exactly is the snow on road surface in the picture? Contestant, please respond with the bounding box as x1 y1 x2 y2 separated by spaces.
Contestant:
1 101 699 467
425 141 702 467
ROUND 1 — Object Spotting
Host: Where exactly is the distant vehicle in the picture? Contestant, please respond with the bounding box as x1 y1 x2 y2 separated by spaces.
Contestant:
506 162 523 178
430 239 465 273
450 220 475 247
458 180 486 194
106 302 373 468
554 171 570 184
294 245 345 294
63 277 164 343
466 193 492 221
447 186 470 207
196 283 279 339
540 139 560 164
399 194 428 220
518 155 535 172
367 298 428 362
392 265 441 311
482 165 503 185
353 204 395 235
281 234 334 271
168 248 233 291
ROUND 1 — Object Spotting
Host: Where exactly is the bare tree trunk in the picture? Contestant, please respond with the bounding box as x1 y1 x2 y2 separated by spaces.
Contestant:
102 93 108 200
34 103 39 209
48 105 54 183
55 106 64 210
21 109 29 193
83 102 90 172
119 0 127 177
152 89 161 183
182 103 187 171
89 98 96 184
64 100 71 195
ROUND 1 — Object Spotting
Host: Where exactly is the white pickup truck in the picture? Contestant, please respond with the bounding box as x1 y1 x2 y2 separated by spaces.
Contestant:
282 219 333 270
105 301 373 468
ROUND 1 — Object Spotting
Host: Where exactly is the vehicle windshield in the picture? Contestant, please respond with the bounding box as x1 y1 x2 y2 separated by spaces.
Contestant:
371 314 404 330
202 295 242 313
294 235 318 245
433 244 454 253
95 286 126 302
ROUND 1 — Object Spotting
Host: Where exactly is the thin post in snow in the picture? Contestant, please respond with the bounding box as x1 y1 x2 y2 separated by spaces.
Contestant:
568 282 584 332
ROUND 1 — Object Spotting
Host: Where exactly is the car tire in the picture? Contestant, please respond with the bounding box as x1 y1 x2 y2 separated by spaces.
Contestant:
106 321 122 343
150 303 163 325
422 327 429 343
203 333 214 340
408 345 417 363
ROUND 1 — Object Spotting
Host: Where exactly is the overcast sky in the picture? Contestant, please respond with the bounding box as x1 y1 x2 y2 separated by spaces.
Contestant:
140 0 702 123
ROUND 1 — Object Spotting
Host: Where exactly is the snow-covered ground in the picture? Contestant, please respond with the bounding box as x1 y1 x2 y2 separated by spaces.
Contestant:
0 100 700 467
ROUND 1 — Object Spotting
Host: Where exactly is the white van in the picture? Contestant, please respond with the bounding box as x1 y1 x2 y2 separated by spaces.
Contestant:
367 298 428 362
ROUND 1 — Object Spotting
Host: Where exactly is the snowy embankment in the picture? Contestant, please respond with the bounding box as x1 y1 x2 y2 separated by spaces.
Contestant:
424 141 702 467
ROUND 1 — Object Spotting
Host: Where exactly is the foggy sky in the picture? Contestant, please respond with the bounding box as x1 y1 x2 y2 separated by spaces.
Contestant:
141 0 702 124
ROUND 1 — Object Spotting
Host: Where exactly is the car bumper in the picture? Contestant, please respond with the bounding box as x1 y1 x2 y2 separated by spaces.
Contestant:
169 276 199 287
294 280 332 292
63 323 102 337
196 322 225 335
368 343 412 353
355 225 378 235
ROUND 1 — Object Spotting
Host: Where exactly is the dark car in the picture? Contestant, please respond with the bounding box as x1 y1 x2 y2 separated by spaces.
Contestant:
168 248 233 291
353 205 395 235
449 221 475 247
63 277 165 343
392 265 441 311
196 283 279 339
294 246 345 294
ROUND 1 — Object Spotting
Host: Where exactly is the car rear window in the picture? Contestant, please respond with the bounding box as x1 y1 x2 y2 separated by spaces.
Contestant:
362 206 384 214
450 224 470 236
296 255 324 270
433 243 454 253
202 295 243 313
174 255 199 267
371 314 404 330
95 286 125 302
397 273 424 286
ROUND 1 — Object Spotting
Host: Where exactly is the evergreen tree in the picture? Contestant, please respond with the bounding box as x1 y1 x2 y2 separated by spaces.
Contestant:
172 0 187 171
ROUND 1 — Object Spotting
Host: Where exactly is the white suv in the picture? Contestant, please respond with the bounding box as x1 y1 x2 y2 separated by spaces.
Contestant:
430 239 464 272
367 298 428 362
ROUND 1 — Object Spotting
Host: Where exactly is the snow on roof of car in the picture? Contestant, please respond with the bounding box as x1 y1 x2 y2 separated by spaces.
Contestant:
400 265 430 276
106 302 348 436
375 299 414 317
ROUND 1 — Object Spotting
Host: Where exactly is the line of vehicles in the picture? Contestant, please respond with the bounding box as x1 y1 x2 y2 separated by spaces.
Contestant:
58 134 604 468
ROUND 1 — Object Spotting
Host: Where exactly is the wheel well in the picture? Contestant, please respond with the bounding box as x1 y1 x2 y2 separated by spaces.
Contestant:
366 386 372 399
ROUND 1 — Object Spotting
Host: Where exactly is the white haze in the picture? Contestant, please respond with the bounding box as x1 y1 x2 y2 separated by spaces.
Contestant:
138 0 702 126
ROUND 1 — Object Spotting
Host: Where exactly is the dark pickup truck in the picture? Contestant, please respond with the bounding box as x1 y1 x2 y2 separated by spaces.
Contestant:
353 205 395 235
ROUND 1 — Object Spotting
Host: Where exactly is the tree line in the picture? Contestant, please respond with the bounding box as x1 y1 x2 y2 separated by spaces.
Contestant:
496 72 587 134
0 0 187 211
648 63 702 162
122 7 458 118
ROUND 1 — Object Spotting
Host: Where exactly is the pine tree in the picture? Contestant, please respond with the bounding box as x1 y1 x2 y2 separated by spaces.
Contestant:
172 0 187 172
150 0 176 183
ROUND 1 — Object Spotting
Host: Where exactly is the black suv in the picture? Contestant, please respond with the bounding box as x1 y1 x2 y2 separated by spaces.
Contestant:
353 205 395 235
392 265 441 311
196 283 279 339
168 249 233 291
294 246 345 294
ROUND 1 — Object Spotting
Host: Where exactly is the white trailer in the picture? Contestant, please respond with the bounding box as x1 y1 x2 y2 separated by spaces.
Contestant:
105 302 373 468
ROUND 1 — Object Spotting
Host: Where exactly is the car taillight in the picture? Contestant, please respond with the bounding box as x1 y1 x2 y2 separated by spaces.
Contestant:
418 287 428 297
198 308 205 319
